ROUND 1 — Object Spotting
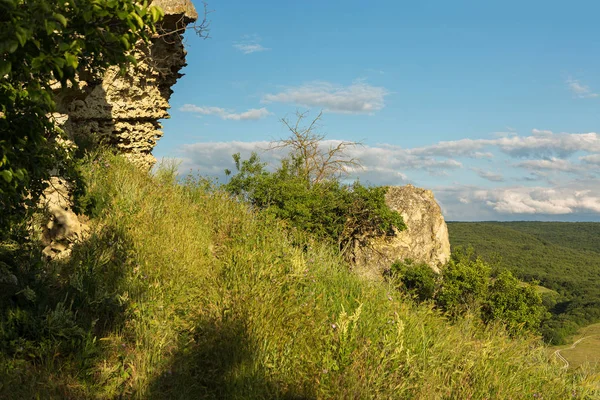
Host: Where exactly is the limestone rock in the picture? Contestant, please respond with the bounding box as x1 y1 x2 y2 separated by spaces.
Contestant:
40 177 89 260
353 184 451 279
152 0 198 20
56 0 198 169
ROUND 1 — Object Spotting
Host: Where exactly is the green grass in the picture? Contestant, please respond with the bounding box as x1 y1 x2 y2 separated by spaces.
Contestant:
1 155 597 398
552 323 600 371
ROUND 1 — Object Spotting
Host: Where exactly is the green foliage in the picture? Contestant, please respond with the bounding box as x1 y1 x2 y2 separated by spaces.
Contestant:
0 0 162 237
390 259 437 302
482 270 550 335
390 250 548 336
224 151 405 254
0 224 133 342
437 249 491 317
448 221 600 344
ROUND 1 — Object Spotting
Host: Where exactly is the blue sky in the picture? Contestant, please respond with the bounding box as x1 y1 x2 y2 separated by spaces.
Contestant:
155 0 600 221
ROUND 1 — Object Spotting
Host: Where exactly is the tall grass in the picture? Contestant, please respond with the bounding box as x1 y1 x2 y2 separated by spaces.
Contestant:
1 154 597 398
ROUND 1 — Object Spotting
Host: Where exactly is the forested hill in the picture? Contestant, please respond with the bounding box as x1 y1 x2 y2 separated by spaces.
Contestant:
448 221 600 343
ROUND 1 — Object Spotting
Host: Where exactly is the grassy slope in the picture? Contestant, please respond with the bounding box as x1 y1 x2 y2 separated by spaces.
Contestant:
2 156 596 399
553 323 600 370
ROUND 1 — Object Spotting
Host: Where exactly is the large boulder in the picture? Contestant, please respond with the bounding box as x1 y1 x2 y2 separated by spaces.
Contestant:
352 184 451 279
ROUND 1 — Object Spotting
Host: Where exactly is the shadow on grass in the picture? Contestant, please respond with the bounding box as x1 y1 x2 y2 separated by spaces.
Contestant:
146 314 313 400
0 225 138 398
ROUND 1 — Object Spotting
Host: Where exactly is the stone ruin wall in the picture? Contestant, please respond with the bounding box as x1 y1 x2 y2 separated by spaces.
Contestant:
56 0 198 169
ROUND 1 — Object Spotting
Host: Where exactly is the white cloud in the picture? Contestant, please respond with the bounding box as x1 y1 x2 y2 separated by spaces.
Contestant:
408 130 600 159
175 140 463 187
483 186 600 215
580 154 600 165
233 35 269 54
567 78 598 99
180 104 271 121
531 129 553 136
222 108 271 121
494 131 600 158
410 138 489 158
472 168 504 182
262 82 388 114
436 183 600 220
515 158 582 173
171 129 600 221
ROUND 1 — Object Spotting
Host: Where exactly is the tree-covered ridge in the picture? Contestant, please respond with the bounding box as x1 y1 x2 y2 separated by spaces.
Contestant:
448 222 600 344
492 222 600 254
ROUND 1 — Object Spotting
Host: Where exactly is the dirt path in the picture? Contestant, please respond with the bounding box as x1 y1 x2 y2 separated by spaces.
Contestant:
553 336 590 369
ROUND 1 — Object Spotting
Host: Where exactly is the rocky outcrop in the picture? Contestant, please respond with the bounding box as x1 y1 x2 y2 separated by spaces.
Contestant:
352 184 451 279
40 177 89 260
56 0 198 169
41 0 197 260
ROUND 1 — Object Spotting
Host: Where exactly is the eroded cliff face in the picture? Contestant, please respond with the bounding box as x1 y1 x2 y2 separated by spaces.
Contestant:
353 185 451 279
56 0 198 169
41 1 198 260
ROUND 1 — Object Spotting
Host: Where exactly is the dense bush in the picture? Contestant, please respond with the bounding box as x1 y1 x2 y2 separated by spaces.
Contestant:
224 151 405 255
390 249 548 336
482 270 550 335
388 259 437 302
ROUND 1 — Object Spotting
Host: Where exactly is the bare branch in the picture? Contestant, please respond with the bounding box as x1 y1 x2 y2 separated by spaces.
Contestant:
267 110 362 185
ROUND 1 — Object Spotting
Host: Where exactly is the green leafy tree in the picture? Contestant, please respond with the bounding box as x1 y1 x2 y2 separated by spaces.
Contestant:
482 270 549 335
224 112 405 254
0 0 163 237
436 249 491 318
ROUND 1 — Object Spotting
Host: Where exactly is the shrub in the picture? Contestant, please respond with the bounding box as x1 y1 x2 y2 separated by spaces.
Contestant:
436 250 491 318
224 151 405 255
390 259 438 302
482 270 549 335
224 112 405 255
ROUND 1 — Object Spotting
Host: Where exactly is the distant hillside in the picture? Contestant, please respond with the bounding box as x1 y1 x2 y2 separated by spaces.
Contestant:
448 222 600 343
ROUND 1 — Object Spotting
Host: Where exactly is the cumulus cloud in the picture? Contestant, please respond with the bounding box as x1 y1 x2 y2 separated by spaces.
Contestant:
262 82 388 114
436 183 600 220
494 131 600 158
233 35 269 54
410 138 489 158
171 128 600 221
515 158 583 173
580 154 600 165
408 130 600 159
567 78 598 99
175 140 463 186
180 104 271 121
482 186 600 215
472 168 504 182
